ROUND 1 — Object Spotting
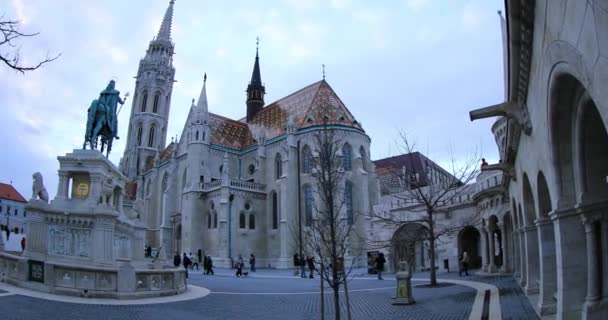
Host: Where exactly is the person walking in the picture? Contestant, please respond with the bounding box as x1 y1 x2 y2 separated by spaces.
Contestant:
207 255 214 275
375 252 386 280
236 254 244 277
203 255 209 274
20 237 26 252
173 252 181 267
293 253 300 276
189 252 199 270
460 250 470 276
249 254 256 272
300 255 307 278
307 256 316 279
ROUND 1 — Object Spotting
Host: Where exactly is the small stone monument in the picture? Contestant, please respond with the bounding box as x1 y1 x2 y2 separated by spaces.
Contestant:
393 261 415 305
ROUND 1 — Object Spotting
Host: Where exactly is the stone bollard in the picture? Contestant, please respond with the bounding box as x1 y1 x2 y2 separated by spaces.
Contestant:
393 261 415 305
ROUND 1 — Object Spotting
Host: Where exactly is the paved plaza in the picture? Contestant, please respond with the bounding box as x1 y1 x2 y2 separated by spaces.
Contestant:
0 268 538 320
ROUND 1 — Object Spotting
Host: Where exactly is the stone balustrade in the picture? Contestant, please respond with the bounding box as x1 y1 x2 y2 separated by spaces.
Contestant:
196 178 266 193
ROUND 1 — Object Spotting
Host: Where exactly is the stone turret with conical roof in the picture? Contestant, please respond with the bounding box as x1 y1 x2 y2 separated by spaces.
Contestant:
246 39 265 122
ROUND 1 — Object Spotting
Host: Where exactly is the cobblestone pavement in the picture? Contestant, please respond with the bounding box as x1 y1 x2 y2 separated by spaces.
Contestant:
0 268 536 320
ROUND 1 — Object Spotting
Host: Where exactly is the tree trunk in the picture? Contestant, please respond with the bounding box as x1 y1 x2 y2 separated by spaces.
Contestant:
320 263 325 320
333 282 341 320
343 273 352 320
428 210 437 286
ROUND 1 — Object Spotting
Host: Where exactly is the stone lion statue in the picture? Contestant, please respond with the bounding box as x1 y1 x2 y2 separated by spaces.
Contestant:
32 172 49 203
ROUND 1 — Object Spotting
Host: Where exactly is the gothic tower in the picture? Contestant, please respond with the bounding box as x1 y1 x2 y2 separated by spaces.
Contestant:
245 43 265 122
121 0 176 179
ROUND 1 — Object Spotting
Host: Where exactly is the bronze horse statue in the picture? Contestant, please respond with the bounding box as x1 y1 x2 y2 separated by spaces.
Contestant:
83 80 128 157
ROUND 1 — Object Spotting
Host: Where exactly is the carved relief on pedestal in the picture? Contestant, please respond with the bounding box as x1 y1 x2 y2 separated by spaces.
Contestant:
48 226 92 258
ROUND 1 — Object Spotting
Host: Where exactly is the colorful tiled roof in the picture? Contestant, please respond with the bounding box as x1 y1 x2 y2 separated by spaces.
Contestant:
207 80 363 150
0 183 27 203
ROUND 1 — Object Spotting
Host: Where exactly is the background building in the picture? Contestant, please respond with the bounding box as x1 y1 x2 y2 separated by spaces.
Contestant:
0 182 28 237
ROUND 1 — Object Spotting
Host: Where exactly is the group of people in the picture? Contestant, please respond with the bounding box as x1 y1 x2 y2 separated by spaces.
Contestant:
293 253 316 279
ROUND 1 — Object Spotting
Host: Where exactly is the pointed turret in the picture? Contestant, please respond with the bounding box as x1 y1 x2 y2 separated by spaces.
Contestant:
246 38 266 122
157 0 175 41
197 73 208 114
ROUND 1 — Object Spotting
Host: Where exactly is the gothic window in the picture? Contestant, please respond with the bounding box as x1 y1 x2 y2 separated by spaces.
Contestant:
272 192 278 229
213 212 218 228
360 146 367 171
182 168 187 189
207 213 211 229
239 213 246 229
249 214 255 229
162 172 169 192
141 91 148 112
196 131 199 140
302 145 313 173
342 143 352 171
275 153 282 179
153 91 161 113
148 125 156 147
137 124 143 146
304 185 313 226
345 182 353 225
249 164 255 175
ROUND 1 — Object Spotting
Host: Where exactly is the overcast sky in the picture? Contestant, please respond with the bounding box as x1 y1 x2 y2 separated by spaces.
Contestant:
1 0 504 198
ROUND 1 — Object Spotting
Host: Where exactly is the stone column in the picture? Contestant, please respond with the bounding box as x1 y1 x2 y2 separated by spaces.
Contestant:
582 216 600 303
498 223 509 273
536 217 557 315
481 228 489 272
602 219 608 303
487 226 497 273
518 229 527 287
512 231 521 278
523 226 539 294
56 171 70 200
552 209 587 320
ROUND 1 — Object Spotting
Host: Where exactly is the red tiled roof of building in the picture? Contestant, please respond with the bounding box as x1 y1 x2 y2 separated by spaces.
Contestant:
207 80 364 150
0 183 27 203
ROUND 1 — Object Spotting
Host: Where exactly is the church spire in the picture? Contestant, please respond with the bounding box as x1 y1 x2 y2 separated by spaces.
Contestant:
157 0 175 41
197 73 208 114
246 37 265 122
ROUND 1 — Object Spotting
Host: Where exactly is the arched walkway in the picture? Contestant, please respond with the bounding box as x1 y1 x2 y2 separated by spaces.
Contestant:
536 171 557 315
522 173 539 295
458 226 481 269
391 223 428 272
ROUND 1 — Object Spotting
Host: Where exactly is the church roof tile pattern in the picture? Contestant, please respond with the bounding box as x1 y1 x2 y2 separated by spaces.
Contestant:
0 183 27 203
207 80 363 150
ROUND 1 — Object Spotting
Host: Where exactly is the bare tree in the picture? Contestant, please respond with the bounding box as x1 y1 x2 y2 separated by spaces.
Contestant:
369 131 480 286
302 123 361 320
1 16 60 73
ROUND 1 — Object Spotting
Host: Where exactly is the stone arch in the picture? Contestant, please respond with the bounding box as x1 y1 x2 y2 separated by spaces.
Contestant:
574 95 608 202
457 226 481 269
302 145 313 173
140 90 148 112
153 91 161 113
390 223 428 272
488 215 503 268
275 153 282 179
537 171 552 217
270 191 278 229
522 173 537 226
342 143 352 171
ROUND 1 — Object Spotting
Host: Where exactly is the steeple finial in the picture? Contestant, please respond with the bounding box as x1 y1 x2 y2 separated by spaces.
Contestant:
197 74 208 113
322 64 326 80
157 0 176 41
246 38 265 122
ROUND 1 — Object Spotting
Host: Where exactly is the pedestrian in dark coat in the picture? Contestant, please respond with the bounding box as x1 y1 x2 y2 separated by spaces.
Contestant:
293 253 300 276
375 252 386 280
207 256 214 275
249 254 256 272
173 252 181 267
307 256 315 279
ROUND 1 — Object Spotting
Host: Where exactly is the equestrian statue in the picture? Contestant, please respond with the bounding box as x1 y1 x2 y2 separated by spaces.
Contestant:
83 80 128 157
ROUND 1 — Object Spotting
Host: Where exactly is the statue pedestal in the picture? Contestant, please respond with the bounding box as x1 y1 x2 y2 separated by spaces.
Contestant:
393 261 415 305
